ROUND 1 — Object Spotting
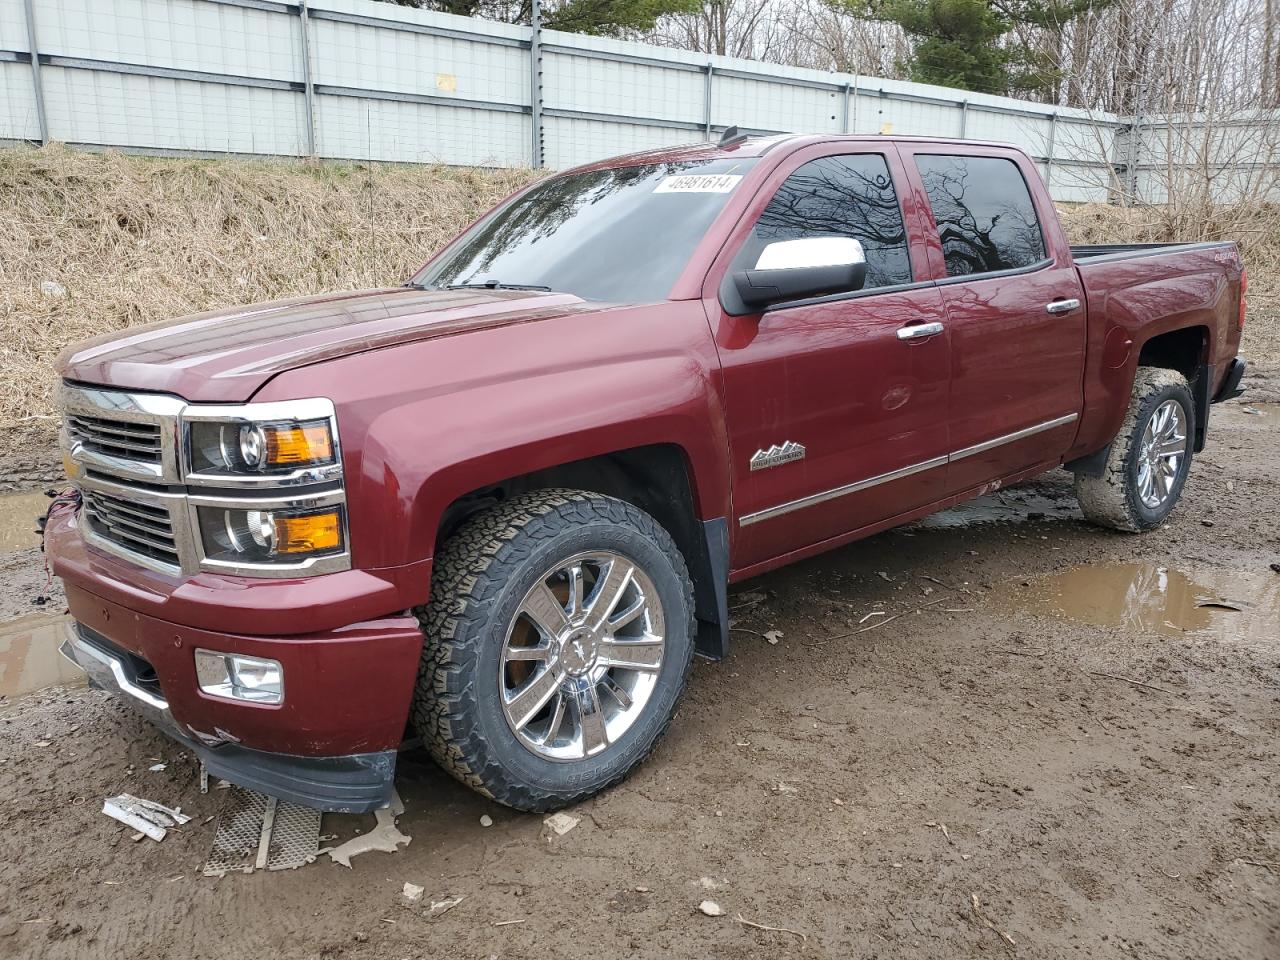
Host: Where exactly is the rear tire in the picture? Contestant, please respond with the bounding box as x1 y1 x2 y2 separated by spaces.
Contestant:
412 488 695 811
1075 366 1194 532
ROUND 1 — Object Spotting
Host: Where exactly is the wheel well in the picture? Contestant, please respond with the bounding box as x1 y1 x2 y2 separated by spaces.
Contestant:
1136 325 1210 451
1069 324 1213 477
1137 326 1208 380
435 445 729 659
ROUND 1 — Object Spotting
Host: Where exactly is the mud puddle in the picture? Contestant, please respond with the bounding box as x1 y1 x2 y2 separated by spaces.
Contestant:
1001 562 1279 645
0 612 82 702
0 490 49 553
1239 402 1280 424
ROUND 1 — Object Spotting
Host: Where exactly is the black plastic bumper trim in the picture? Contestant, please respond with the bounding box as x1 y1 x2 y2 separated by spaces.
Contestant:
192 741 397 814
1212 357 1246 403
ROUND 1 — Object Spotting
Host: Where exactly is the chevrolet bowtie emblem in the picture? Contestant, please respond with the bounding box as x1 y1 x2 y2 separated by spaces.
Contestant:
750 441 806 471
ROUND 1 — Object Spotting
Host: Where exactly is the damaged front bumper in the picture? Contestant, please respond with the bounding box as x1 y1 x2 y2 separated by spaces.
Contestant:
60 618 404 814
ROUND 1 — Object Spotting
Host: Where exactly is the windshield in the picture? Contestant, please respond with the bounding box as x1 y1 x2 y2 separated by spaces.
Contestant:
413 157 757 304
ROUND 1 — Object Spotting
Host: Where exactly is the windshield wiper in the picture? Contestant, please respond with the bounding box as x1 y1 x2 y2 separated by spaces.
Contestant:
445 281 553 292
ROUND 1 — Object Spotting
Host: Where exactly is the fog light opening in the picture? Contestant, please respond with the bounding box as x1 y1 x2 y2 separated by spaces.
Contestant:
194 649 284 705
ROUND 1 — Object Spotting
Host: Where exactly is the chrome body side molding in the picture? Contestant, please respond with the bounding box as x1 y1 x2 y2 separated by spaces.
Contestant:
739 413 1078 527
948 413 1079 462
740 456 947 526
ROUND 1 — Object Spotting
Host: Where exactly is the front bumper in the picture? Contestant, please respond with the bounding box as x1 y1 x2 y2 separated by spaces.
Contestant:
61 622 397 812
47 504 429 813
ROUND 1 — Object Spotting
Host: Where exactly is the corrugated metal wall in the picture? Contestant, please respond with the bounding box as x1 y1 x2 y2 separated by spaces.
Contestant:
3 0 1273 202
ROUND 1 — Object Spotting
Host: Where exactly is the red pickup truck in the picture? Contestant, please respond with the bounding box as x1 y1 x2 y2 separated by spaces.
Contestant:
49 135 1247 814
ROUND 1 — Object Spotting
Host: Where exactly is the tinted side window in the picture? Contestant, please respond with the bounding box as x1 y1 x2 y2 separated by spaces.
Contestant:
745 154 912 290
915 155 1047 277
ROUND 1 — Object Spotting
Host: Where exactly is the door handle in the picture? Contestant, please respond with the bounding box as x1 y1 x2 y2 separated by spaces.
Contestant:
896 321 945 340
1046 298 1081 314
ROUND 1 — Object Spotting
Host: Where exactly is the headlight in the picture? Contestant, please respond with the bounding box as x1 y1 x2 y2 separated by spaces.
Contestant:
181 399 349 576
188 418 336 475
197 505 345 565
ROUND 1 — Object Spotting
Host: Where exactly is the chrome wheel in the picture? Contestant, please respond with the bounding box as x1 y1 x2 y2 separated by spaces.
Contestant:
500 551 665 762
1136 399 1187 509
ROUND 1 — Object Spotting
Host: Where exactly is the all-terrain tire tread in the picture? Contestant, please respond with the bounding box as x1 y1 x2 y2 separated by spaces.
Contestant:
410 488 695 811
1075 366 1192 532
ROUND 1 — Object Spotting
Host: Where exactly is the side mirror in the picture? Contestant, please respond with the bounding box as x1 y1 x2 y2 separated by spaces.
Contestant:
731 237 867 311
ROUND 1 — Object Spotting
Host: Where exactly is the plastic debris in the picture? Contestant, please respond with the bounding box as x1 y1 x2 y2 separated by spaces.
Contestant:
699 900 725 917
149 763 167 772
402 882 424 901
203 788 322 877
543 811 580 836
102 794 191 842
39 280 67 298
426 895 464 920
327 791 410 867
762 630 783 645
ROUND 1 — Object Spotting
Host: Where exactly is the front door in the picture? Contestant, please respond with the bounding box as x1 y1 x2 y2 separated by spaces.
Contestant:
707 146 951 571
898 146 1087 493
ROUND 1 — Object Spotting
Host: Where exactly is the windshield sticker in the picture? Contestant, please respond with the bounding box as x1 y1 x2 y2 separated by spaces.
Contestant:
654 174 743 194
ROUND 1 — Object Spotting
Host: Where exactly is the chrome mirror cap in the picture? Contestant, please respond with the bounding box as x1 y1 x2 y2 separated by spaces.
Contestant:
754 236 866 270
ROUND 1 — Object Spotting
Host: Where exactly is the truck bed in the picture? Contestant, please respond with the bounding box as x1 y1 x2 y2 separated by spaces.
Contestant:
1070 241 1233 264
1069 238 1243 461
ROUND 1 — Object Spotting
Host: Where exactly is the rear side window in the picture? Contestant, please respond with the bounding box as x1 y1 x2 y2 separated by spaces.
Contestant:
915 155 1047 277
743 154 912 290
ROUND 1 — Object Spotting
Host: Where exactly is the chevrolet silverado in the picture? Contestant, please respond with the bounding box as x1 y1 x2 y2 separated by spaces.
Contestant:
49 134 1248 813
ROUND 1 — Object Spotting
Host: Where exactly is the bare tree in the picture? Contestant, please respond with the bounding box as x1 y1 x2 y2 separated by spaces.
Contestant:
643 0 909 74
644 0 783 58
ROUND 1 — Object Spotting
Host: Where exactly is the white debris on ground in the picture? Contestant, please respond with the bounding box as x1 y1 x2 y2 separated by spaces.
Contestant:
698 900 725 917
102 794 191 842
426 895 464 920
402 882 424 901
326 791 411 868
543 811 580 836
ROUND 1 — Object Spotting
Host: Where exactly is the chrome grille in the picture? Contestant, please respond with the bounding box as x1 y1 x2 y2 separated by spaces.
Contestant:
68 414 163 463
82 488 181 569
59 382 350 578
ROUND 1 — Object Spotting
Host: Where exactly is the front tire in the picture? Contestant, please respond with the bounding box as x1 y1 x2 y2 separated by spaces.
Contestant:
412 489 695 811
1075 366 1194 532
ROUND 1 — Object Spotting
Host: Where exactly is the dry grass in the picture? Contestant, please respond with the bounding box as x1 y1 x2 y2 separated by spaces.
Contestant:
1 147 1275 454
0 146 537 444
1058 202 1280 362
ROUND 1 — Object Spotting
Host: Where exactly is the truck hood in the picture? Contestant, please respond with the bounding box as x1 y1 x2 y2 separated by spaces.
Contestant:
56 287 599 402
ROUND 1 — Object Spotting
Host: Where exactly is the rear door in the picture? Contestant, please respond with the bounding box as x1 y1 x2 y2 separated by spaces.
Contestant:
705 144 951 571
896 145 1086 494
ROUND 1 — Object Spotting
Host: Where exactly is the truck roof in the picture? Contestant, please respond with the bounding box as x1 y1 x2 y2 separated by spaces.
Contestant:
571 133 1026 173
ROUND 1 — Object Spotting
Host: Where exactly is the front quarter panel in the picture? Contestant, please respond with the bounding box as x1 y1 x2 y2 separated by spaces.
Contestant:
254 301 729 581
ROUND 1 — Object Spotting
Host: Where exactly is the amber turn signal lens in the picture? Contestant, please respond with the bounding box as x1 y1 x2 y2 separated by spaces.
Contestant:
273 511 342 554
264 423 334 466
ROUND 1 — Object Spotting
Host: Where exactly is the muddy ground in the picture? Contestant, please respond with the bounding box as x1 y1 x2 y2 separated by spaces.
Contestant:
0 376 1277 960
